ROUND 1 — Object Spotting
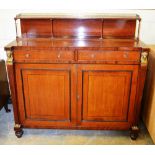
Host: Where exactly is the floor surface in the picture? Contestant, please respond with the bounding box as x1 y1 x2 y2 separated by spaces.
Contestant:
0 105 154 145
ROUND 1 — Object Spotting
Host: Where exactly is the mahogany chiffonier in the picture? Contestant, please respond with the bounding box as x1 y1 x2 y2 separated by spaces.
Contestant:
4 13 149 139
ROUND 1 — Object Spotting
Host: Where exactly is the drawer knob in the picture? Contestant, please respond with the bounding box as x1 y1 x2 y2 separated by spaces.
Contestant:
123 53 128 58
91 54 95 58
57 54 61 59
25 54 30 58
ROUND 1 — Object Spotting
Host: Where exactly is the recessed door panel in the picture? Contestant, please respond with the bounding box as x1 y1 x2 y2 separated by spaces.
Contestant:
83 71 131 121
23 70 70 120
15 64 76 127
77 65 138 128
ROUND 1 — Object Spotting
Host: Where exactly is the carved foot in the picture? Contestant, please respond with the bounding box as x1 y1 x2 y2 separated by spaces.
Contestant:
130 126 139 140
15 130 24 138
14 124 23 138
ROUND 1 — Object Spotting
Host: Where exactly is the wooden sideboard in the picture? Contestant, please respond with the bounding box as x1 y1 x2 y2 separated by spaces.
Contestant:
4 13 149 139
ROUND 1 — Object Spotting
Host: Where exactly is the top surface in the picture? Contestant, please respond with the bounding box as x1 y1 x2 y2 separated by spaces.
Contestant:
15 13 140 20
4 38 148 51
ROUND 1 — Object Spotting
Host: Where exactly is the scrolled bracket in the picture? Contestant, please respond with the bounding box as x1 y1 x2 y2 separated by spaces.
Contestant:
6 50 13 65
141 51 148 66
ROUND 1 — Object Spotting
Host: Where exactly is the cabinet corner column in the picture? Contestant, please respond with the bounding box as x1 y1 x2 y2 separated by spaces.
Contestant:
6 50 22 137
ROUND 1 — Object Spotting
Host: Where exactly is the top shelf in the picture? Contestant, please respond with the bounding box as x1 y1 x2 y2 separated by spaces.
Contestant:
14 13 141 40
15 13 141 20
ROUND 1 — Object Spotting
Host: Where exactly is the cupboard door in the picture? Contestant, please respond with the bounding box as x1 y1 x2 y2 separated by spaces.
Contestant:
77 64 138 129
15 64 76 128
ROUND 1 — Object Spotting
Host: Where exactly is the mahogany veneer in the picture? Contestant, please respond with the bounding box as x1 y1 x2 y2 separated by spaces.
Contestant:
4 13 149 139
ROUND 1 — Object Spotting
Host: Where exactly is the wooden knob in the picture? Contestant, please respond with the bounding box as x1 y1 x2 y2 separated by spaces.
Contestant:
91 54 95 58
25 53 30 58
57 53 61 58
123 53 128 58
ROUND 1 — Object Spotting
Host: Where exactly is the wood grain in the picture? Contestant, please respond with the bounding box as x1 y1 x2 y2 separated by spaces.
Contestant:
4 15 149 136
15 64 77 127
52 19 102 38
103 20 136 39
21 19 52 38
77 65 139 128
20 18 137 39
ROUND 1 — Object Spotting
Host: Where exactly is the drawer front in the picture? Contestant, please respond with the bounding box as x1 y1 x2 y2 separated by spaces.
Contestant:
14 50 75 62
78 51 140 63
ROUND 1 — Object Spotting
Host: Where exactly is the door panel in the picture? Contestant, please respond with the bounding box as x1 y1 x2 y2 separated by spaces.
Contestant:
23 70 70 120
15 64 76 127
83 71 131 121
77 64 138 128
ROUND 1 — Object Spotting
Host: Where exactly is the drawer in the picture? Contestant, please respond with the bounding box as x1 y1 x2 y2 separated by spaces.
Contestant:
14 50 75 62
78 51 140 63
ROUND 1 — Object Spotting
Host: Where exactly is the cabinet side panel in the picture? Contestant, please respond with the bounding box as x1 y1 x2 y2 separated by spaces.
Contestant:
7 64 20 124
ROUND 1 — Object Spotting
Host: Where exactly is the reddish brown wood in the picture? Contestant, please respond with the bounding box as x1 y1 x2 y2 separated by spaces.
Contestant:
52 19 102 38
20 18 137 39
102 20 136 39
134 65 148 124
13 49 140 64
15 64 77 128
77 64 138 128
6 64 20 124
78 50 140 62
21 19 52 38
14 50 75 62
5 14 149 138
4 38 145 51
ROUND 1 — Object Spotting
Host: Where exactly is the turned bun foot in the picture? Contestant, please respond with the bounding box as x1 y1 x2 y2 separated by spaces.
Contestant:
130 132 138 140
130 126 139 140
15 130 24 138
14 124 23 138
